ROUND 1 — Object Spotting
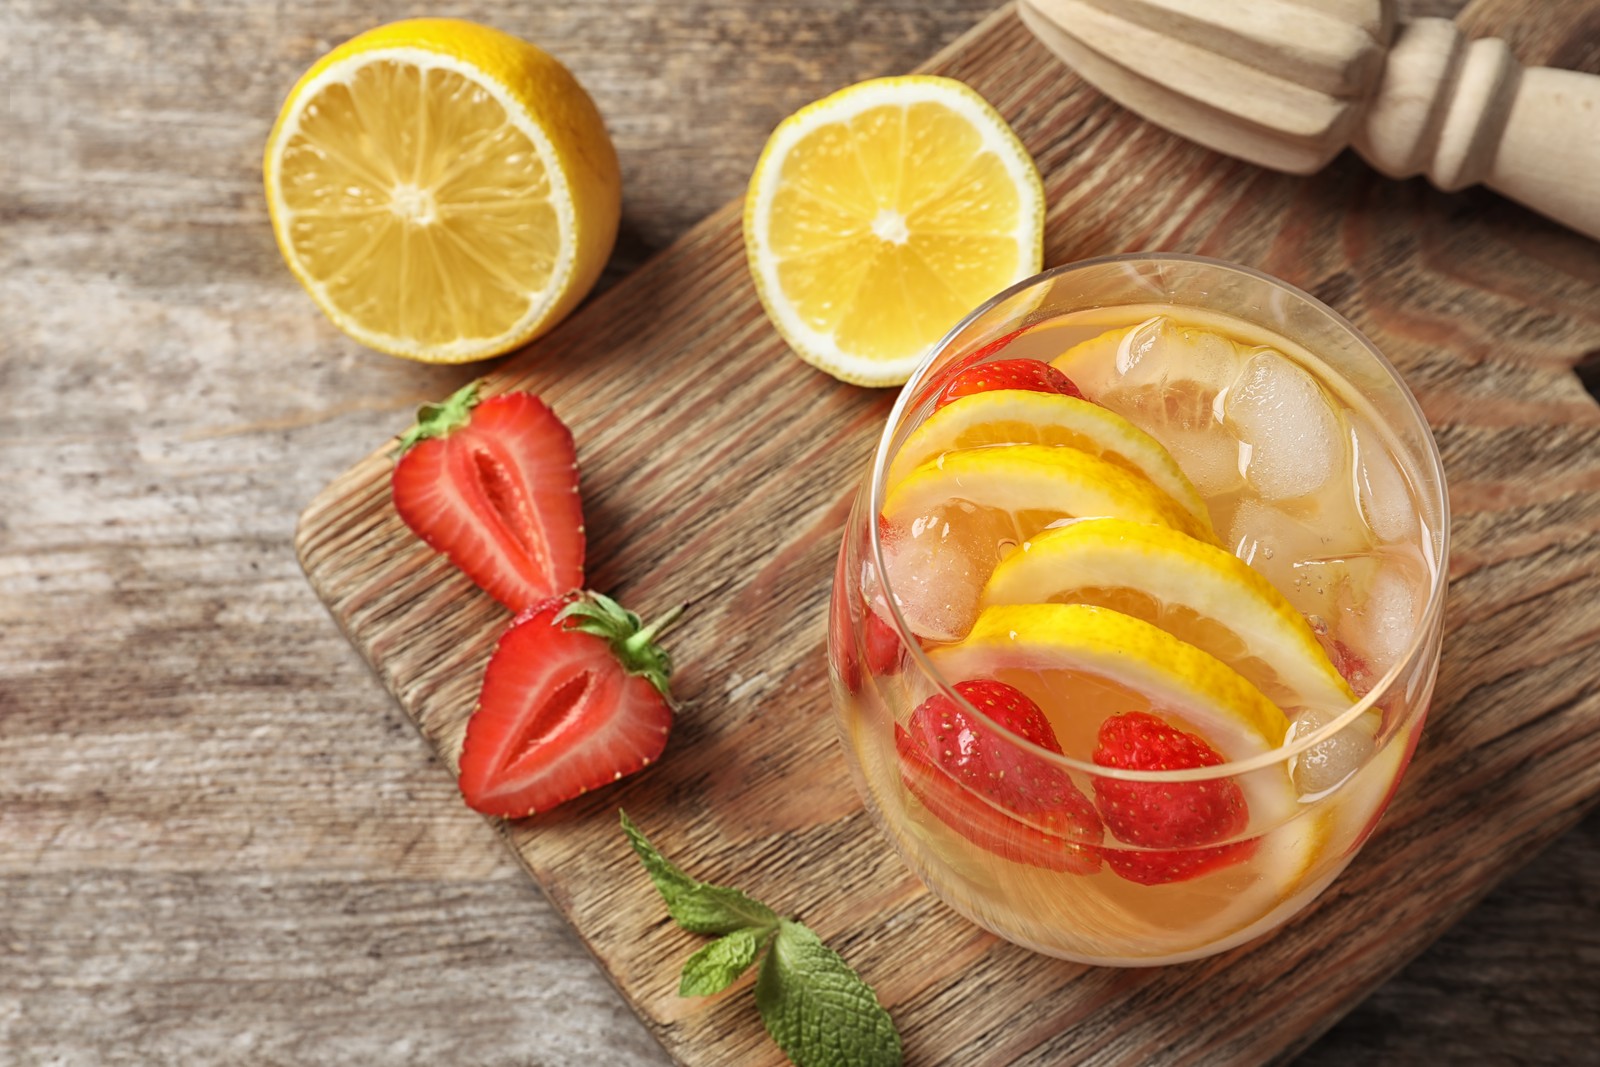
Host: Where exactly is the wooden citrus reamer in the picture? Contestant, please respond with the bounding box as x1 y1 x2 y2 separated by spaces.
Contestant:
1019 0 1600 240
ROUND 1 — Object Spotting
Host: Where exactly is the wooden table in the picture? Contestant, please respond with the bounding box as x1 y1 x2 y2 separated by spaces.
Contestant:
3 1 1595 1063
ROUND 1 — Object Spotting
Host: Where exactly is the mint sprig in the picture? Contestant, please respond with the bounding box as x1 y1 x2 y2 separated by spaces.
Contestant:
622 813 776 935
621 812 902 1067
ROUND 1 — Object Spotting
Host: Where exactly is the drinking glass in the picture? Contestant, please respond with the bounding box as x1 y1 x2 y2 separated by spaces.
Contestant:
828 254 1449 964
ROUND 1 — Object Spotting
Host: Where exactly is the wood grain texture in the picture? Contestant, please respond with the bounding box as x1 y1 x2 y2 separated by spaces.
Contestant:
0 3 994 1064
4 0 1597 1063
293 2 1600 1066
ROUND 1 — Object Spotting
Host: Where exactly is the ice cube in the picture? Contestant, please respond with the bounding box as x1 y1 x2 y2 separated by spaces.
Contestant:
1160 424 1245 497
1351 418 1415 544
1112 317 1167 390
1227 499 1348 598
1274 546 1428 693
1100 320 1247 498
1288 706 1377 796
1350 560 1422 678
1117 317 1238 395
880 503 1010 641
1225 350 1347 501
1286 555 1384 642
1102 317 1244 435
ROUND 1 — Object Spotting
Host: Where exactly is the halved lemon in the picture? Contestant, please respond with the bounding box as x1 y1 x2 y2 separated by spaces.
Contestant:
264 19 621 362
744 76 1044 386
883 444 1216 546
981 518 1355 712
887 389 1214 539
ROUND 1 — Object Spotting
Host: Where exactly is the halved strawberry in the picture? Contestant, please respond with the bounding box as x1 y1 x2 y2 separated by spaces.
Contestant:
897 680 1101 873
830 604 902 695
836 516 907 691
912 326 1026 408
1102 839 1258 887
392 381 584 612
1092 711 1255 885
863 607 903 677
933 357 1085 410
863 516 907 676
458 592 684 817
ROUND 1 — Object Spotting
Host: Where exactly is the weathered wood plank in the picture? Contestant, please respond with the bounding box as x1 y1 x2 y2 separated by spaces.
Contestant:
1304 812 1600 1064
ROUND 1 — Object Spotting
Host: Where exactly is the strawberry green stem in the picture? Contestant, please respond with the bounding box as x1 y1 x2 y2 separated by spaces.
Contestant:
557 593 687 701
397 379 482 452
628 602 688 654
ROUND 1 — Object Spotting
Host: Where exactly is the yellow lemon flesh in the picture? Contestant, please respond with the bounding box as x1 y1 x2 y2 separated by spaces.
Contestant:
883 443 1216 547
982 518 1355 713
1047 321 1139 398
744 76 1044 386
931 603 1289 763
264 19 621 362
888 390 1214 539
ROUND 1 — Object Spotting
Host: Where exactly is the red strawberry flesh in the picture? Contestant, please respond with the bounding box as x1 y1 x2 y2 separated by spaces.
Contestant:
914 325 1029 409
392 384 584 613
1328 639 1374 696
933 357 1086 410
1104 839 1259 886
897 680 1101 873
1091 711 1254 885
457 595 676 817
863 607 903 677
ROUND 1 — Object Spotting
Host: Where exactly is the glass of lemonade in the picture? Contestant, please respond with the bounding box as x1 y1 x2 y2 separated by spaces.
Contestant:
828 254 1448 965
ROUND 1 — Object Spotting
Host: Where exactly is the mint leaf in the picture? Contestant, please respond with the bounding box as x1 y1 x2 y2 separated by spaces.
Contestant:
622 813 902 1067
666 884 776 936
620 810 697 894
621 811 779 935
679 927 766 997
755 921 901 1067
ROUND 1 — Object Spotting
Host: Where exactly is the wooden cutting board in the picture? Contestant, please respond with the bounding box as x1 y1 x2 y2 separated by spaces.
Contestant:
296 4 1600 1063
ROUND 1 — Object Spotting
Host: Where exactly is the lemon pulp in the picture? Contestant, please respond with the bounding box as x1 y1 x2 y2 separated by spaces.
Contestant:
264 19 620 362
745 76 1044 386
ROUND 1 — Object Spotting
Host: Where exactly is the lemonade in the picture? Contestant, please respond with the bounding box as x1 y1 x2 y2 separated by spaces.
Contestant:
829 255 1448 964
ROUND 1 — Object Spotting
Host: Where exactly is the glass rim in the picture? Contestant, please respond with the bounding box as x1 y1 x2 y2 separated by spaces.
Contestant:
866 252 1451 783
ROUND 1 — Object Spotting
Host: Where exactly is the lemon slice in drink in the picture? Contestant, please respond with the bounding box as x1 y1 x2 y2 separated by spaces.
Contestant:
930 603 1320 952
1053 316 1253 497
264 19 621 362
883 444 1216 546
1046 321 1141 399
744 76 1044 386
887 390 1214 539
931 603 1290 762
982 519 1355 713
929 602 1298 843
